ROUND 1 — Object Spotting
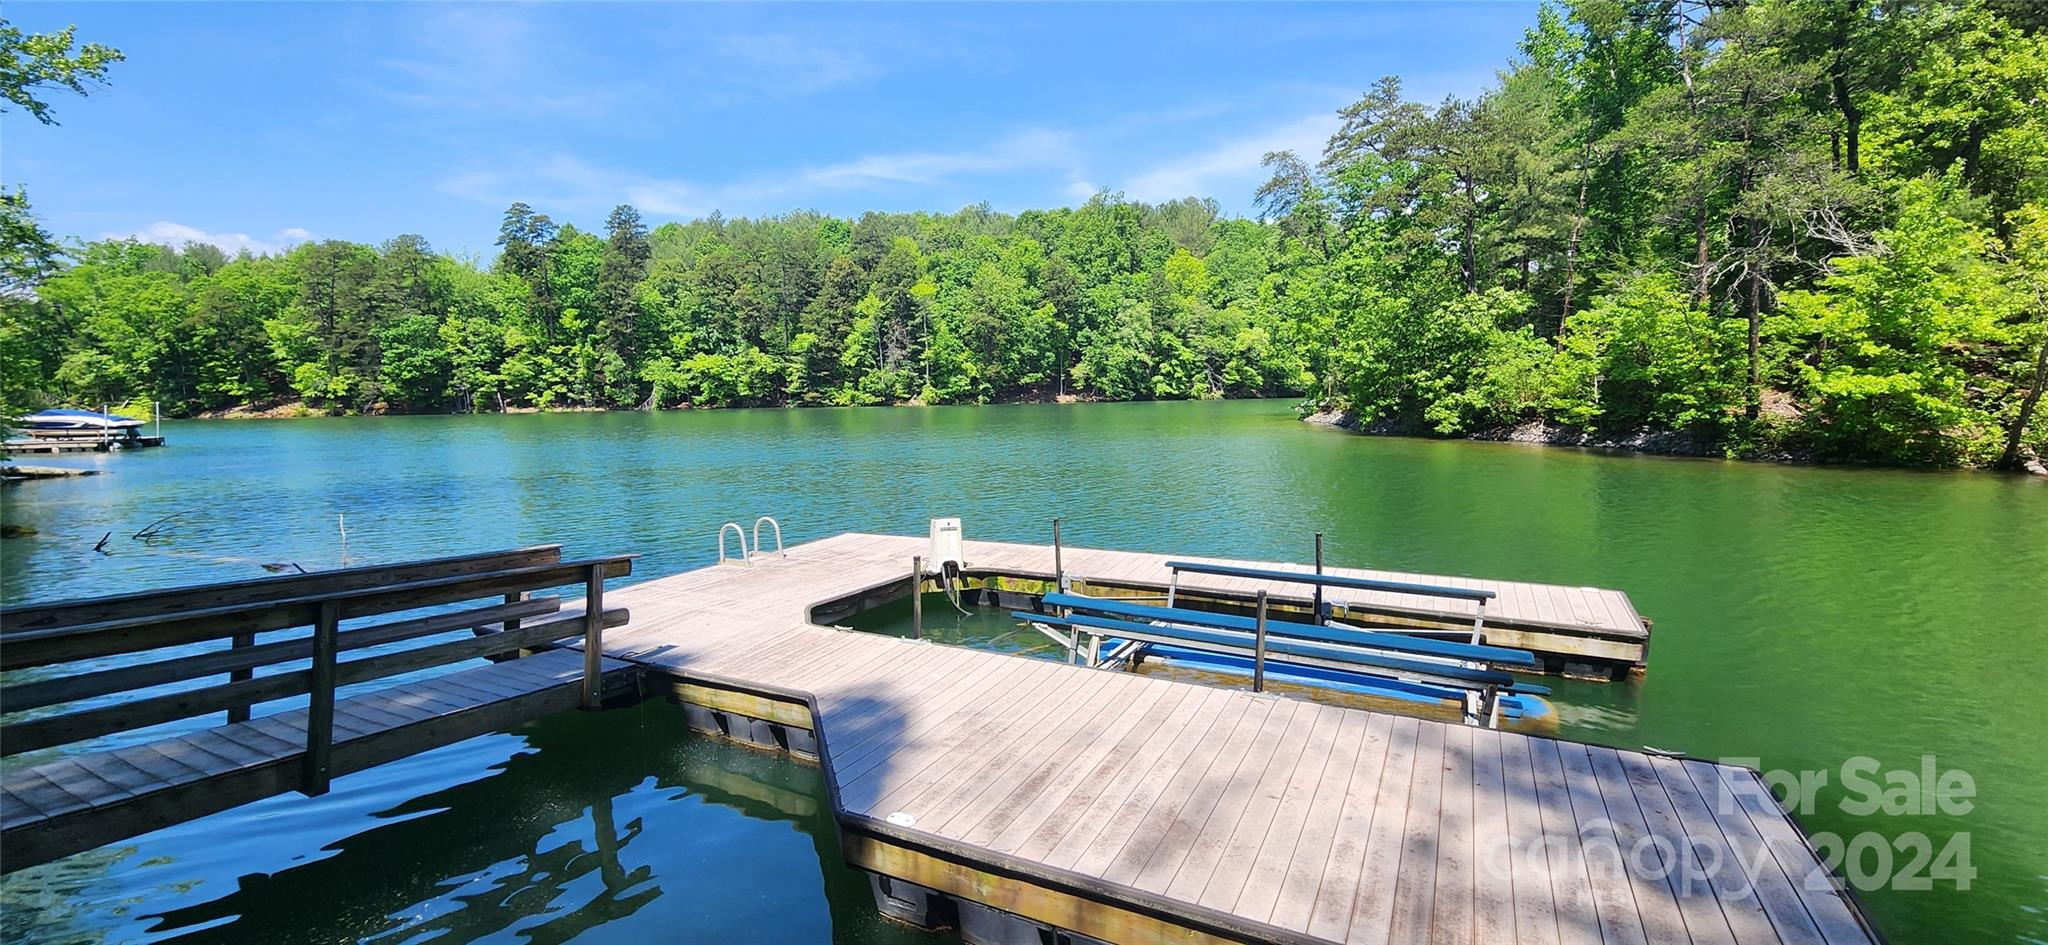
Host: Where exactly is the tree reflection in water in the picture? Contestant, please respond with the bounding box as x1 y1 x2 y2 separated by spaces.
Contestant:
110 700 941 945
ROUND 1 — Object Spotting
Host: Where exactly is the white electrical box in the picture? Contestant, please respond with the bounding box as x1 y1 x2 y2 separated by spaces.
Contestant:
929 517 964 570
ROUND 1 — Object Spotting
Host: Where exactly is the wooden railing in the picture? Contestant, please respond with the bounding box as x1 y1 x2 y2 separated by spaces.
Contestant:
0 546 635 795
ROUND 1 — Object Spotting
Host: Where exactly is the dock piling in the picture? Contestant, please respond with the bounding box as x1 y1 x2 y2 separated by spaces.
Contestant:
911 556 923 641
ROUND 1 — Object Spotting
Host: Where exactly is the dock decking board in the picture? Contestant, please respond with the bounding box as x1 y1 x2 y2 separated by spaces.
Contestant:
597 532 1873 945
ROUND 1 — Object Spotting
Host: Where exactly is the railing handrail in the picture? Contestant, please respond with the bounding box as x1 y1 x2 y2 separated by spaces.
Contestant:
0 555 638 670
718 522 749 566
0 544 568 632
0 548 637 796
1165 560 1497 602
0 605 630 759
3 596 566 714
751 516 785 558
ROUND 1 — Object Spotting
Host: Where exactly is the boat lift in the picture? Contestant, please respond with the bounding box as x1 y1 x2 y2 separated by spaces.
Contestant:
1022 527 1541 728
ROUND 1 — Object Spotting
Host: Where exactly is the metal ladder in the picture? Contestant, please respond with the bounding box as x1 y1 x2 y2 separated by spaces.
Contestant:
717 516 786 566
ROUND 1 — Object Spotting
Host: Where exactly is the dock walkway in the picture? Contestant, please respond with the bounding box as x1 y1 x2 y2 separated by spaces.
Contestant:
0 547 639 870
1 649 638 868
603 533 1875 945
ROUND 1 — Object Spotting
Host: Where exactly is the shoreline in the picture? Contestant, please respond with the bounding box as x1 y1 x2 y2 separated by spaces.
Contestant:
188 390 1120 420
106 397 2048 476
1300 408 2048 477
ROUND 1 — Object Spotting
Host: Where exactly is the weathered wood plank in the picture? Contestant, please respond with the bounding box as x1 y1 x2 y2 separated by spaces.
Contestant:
1103 695 1277 887
1271 708 1370 933
1427 722 1476 944
1347 716 1421 944
1037 688 1228 869
993 684 1198 858
1233 702 1349 923
1497 732 1561 945
1466 728 1517 945
1064 691 1247 878
1385 720 1446 943
1303 712 1394 941
1190 700 1327 911
1143 697 1303 898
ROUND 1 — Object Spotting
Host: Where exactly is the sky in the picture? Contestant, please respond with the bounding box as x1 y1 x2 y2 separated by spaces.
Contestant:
4 2 1540 258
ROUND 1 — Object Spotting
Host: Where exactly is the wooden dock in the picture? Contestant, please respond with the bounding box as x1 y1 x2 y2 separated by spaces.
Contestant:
3 435 165 454
1 533 1876 945
0 547 640 870
600 533 1876 945
1 649 636 867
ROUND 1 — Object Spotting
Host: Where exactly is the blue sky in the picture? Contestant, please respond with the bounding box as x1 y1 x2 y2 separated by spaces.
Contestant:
5 2 1539 258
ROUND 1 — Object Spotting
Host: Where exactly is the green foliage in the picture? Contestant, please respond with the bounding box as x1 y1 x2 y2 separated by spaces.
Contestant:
1774 178 2020 464
0 17 124 126
5 0 2044 470
4 195 1332 418
1551 273 1745 432
1266 0 2045 467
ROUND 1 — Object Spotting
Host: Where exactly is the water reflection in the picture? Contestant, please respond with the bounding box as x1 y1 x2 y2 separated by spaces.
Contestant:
2 701 941 945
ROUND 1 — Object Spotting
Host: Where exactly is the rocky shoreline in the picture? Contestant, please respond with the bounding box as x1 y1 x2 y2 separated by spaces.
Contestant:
1301 408 2048 474
1302 408 1717 457
190 387 1109 420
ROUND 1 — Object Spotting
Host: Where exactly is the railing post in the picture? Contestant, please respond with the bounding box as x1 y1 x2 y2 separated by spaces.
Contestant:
303 599 339 796
583 563 604 709
911 556 923 641
481 590 526 662
227 632 254 723
1313 532 1325 624
1252 590 1269 694
1470 597 1488 646
1052 518 1065 594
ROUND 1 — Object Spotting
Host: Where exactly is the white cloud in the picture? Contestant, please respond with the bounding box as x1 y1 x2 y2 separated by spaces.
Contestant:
793 129 1078 190
442 156 712 218
442 129 1084 220
1118 113 1339 203
112 222 312 256
376 6 633 117
717 33 880 95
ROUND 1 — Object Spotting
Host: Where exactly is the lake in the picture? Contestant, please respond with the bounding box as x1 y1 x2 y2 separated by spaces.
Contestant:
2 399 2043 944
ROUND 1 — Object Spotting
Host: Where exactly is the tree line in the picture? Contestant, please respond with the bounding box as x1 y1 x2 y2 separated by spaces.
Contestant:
2 0 2043 469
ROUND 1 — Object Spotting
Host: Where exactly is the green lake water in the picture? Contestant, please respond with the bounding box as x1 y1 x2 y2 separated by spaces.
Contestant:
2 399 2043 944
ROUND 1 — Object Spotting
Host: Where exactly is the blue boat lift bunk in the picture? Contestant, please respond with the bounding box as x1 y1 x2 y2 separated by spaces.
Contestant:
1014 560 1551 728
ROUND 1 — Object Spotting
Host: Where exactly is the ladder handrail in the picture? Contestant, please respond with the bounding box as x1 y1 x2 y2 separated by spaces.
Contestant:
752 516 785 558
718 523 750 566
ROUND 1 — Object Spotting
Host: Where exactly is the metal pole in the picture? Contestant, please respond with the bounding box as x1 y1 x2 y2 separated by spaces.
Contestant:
154 401 161 441
1313 532 1325 623
1052 518 1065 594
1252 590 1269 693
912 555 923 641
